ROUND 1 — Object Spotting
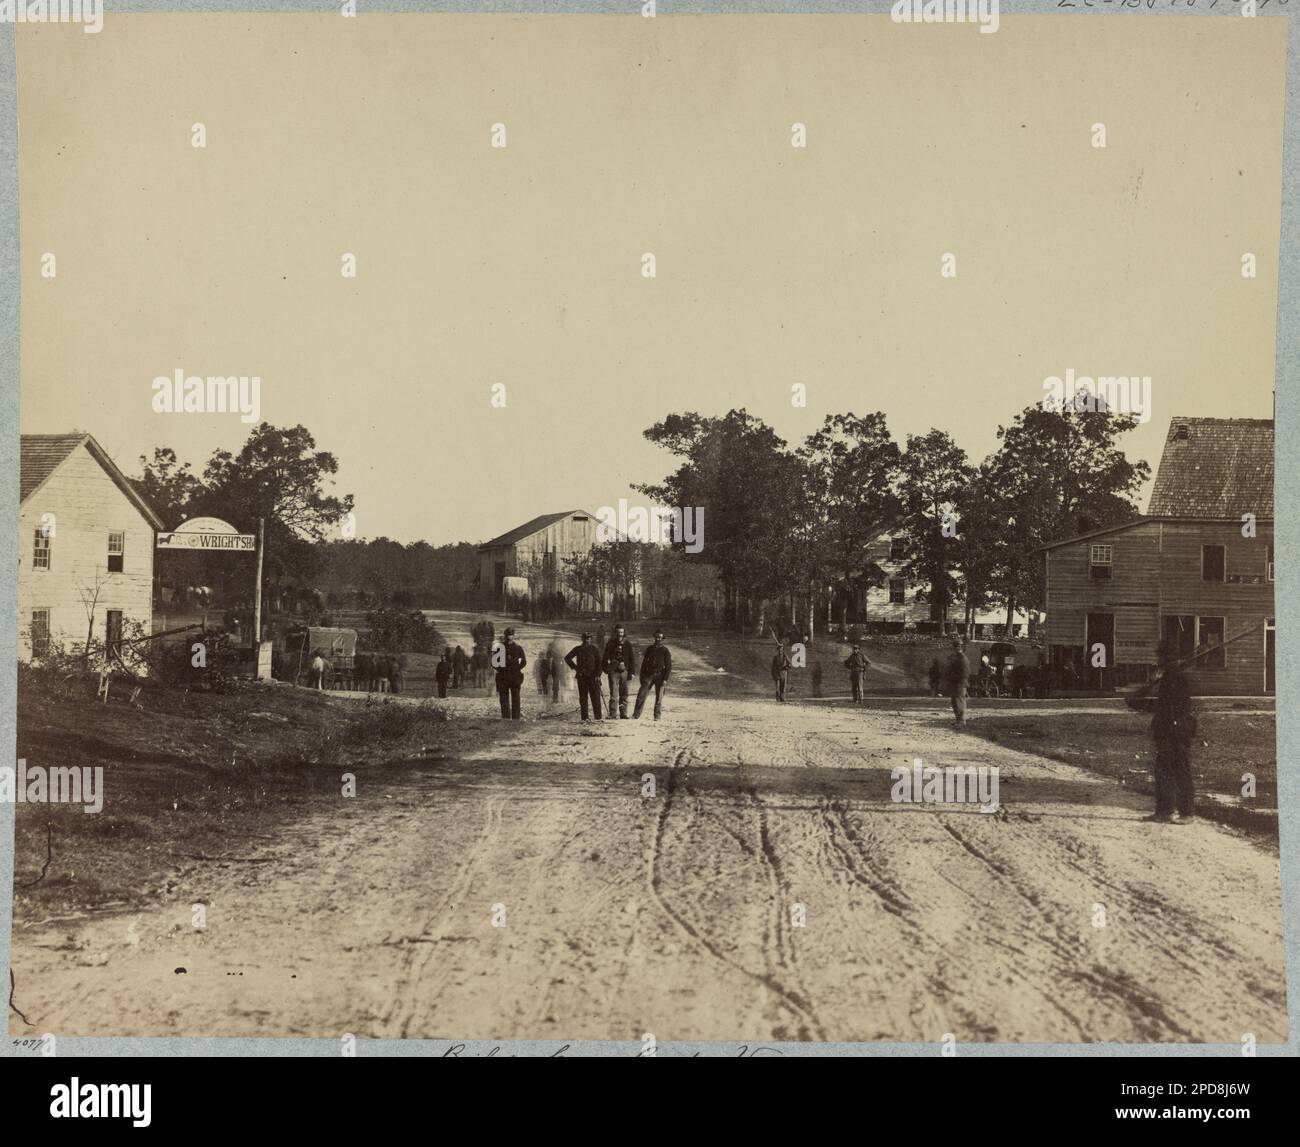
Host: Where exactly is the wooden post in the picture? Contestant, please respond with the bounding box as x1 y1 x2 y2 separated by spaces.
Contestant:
252 517 266 677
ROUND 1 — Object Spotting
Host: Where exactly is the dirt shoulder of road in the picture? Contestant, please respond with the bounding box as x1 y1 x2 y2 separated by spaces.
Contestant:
11 672 523 920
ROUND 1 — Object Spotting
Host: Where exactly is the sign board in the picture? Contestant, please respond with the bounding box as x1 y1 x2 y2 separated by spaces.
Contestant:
158 515 255 552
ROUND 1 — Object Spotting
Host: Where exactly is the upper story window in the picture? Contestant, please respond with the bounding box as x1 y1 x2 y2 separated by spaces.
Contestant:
108 531 125 573
32 528 51 571
1088 544 1113 579
888 536 906 560
1202 544 1226 582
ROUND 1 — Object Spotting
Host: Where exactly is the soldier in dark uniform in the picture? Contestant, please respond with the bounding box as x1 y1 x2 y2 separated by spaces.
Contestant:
844 642 870 703
451 645 468 689
928 657 943 697
602 624 636 719
944 638 970 724
1128 641 1197 824
495 627 527 720
564 633 604 722
435 652 452 698
634 630 672 720
771 640 791 702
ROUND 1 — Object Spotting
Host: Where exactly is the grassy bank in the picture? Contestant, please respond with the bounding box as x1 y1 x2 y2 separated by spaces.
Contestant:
11 674 513 917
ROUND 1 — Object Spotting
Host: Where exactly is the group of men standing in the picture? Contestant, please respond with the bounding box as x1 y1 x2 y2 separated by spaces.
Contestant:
483 624 673 722
564 624 673 722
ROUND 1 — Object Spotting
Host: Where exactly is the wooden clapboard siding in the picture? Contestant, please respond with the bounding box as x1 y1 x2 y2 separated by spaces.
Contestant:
478 510 629 610
1044 518 1273 694
18 442 155 661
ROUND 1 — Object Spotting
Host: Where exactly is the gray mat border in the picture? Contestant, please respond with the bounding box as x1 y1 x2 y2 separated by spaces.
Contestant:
0 0 1295 1059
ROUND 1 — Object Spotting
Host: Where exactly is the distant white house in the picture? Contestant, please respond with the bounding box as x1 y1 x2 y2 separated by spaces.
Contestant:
18 433 164 664
856 528 1032 635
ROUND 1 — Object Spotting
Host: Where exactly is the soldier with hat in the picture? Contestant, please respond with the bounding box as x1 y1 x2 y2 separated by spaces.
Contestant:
494 627 527 720
564 632 604 722
634 629 672 720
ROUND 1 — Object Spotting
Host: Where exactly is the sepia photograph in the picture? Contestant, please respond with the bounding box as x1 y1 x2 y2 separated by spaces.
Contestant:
1 4 1295 1072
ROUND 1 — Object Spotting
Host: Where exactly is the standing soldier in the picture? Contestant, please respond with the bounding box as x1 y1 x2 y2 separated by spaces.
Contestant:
844 642 870 703
452 645 469 689
564 633 604 723
1128 641 1197 824
495 627 527 720
944 637 970 724
634 630 672 720
928 656 943 697
771 639 791 703
602 624 636 719
811 660 824 698
435 651 452 698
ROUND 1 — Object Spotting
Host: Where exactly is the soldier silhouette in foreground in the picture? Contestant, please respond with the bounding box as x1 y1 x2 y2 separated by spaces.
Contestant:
1127 640 1198 824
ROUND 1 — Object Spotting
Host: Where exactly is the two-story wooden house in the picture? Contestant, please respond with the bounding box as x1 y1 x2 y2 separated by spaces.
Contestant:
18 433 164 664
1039 417 1273 694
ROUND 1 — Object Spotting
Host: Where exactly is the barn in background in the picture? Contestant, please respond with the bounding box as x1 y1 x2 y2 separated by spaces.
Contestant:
477 509 638 613
18 433 165 664
1039 417 1274 694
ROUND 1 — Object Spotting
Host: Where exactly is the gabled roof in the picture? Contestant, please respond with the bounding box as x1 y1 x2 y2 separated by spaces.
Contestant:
1147 417 1273 518
20 433 165 531
479 510 594 550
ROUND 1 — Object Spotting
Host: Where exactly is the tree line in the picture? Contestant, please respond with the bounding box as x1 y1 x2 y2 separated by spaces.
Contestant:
137 401 1149 637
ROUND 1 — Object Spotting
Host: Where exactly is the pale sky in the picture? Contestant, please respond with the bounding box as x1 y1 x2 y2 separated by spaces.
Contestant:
18 13 1285 543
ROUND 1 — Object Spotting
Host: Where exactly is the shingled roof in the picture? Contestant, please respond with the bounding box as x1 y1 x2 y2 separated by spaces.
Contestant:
20 432 165 530
479 510 592 550
1147 417 1273 518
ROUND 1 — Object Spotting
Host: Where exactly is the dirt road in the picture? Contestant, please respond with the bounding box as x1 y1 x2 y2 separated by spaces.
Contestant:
9 625 1287 1044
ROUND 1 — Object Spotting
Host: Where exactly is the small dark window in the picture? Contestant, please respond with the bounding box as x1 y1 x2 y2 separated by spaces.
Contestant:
108 531 125 573
1197 616 1225 669
888 536 906 560
1202 544 1226 582
889 578 906 605
31 610 50 660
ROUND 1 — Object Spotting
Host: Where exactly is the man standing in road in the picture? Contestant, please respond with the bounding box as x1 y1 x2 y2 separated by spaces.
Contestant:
602 624 636 719
844 642 870 703
1127 641 1198 824
494 627 527 720
944 637 970 724
565 633 603 723
771 639 792 703
634 629 672 720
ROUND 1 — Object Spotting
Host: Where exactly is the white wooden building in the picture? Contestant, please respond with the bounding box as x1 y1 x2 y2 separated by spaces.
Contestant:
18 433 164 664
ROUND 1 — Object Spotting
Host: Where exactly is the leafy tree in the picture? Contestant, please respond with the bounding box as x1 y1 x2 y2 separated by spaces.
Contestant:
897 429 974 625
983 406 1150 618
799 412 902 632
